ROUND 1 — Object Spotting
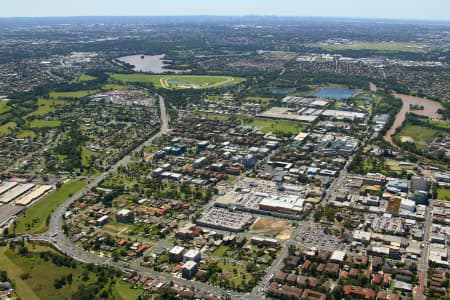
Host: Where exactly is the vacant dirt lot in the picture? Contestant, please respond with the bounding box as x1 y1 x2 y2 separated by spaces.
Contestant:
250 217 293 240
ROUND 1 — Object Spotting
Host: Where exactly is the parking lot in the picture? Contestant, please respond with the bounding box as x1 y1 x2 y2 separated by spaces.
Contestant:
295 223 346 250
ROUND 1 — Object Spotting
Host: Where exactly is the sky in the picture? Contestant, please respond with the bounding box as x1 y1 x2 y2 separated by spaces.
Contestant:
1 0 450 20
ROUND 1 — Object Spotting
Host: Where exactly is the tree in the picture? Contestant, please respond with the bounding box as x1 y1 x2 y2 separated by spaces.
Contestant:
18 245 28 256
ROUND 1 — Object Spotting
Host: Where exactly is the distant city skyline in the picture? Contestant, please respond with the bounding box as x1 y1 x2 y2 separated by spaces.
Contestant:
2 0 450 21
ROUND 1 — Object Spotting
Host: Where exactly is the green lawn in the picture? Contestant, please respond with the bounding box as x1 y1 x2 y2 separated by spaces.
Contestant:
0 244 97 300
437 187 450 201
0 243 138 300
212 245 230 258
14 179 88 234
0 101 10 114
0 121 16 135
110 73 245 89
49 90 97 99
29 119 62 128
216 261 251 286
386 160 415 172
429 120 450 130
395 125 440 149
17 130 37 139
29 98 70 117
309 41 427 53
81 146 100 168
102 83 131 91
112 280 143 300
76 74 97 82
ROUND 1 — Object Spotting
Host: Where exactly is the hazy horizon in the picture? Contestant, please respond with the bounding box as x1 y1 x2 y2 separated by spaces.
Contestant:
2 0 450 21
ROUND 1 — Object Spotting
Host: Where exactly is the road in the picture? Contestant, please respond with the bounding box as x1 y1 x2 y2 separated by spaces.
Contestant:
12 95 247 299
417 192 433 300
48 95 168 237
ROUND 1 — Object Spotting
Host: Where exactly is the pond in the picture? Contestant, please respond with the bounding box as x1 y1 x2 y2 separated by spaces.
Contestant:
116 54 182 73
311 87 357 100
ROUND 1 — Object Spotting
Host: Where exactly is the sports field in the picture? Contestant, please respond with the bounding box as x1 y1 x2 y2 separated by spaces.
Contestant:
310 42 427 53
110 73 245 89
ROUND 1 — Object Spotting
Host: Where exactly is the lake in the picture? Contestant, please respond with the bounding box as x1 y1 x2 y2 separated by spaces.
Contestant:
312 87 357 100
116 54 182 73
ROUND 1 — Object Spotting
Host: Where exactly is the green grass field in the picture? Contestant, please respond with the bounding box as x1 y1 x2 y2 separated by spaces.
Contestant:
0 121 16 135
17 130 37 139
437 187 450 201
14 179 88 234
102 83 131 91
216 261 252 287
81 146 100 168
429 120 450 130
212 245 230 258
29 98 70 117
395 125 441 149
29 119 62 128
386 160 415 173
112 280 143 299
0 101 10 114
76 74 97 82
50 90 97 99
110 73 245 89
0 243 138 300
309 42 427 53
0 245 98 300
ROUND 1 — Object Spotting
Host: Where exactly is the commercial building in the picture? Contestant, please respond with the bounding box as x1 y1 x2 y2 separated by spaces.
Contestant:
259 195 304 215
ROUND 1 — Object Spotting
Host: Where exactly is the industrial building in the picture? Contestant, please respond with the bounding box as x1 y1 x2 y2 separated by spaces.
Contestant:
15 185 52 206
0 183 35 204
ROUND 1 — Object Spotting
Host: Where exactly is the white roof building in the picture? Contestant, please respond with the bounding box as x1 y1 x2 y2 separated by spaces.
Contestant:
330 250 346 262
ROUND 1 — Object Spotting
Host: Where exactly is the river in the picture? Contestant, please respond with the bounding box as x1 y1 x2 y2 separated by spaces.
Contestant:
369 83 444 145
